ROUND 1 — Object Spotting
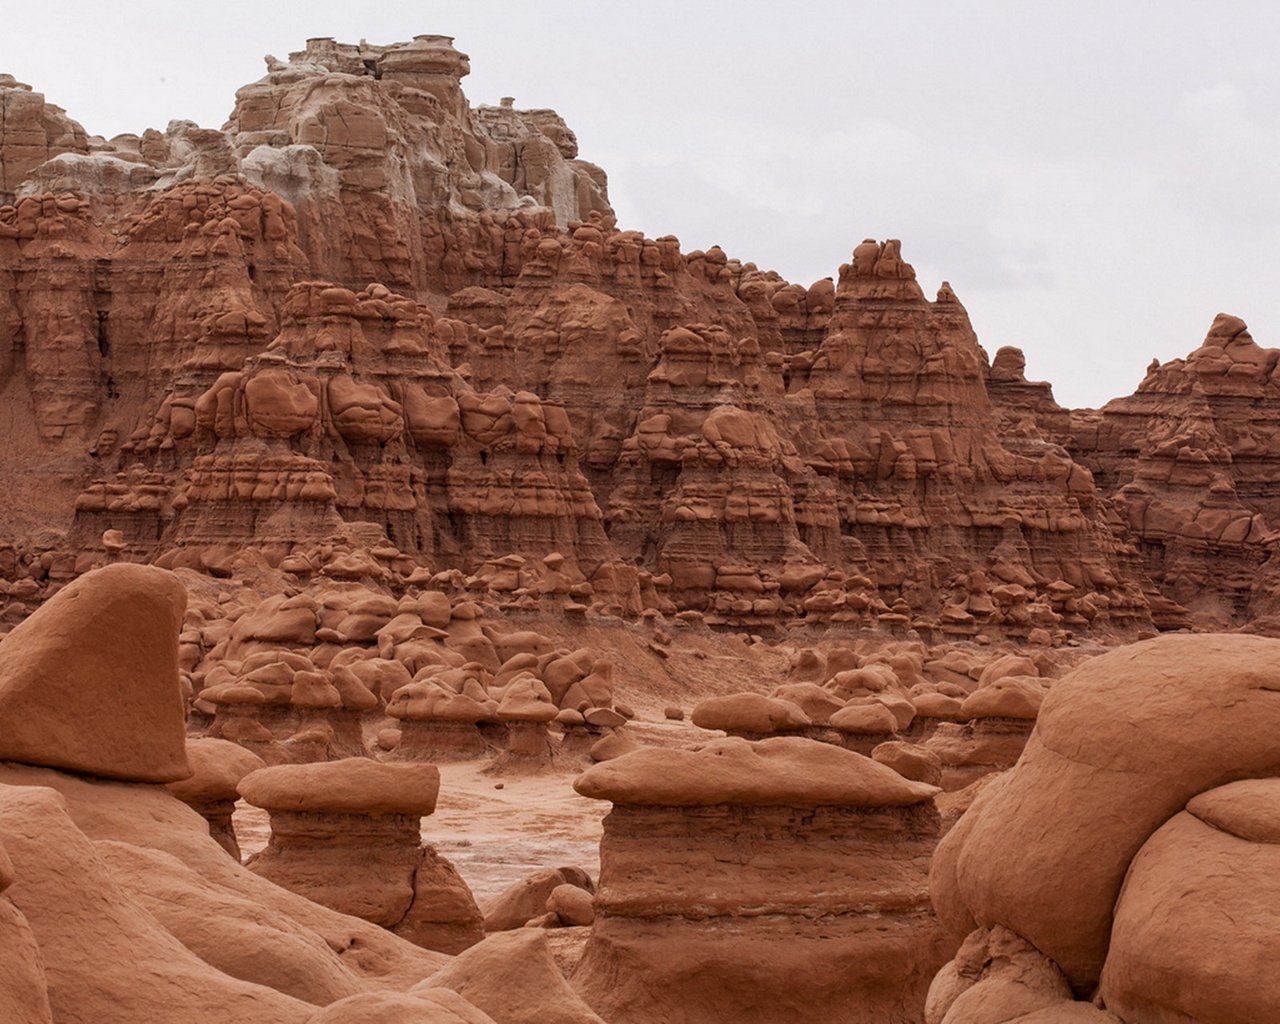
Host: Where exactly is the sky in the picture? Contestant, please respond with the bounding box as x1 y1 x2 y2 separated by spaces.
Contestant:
5 1 1280 408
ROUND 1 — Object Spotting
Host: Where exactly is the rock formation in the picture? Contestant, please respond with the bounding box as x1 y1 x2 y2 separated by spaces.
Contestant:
1070 313 1280 629
417 929 608 1024
166 737 266 859
7 29 1280 1024
0 562 190 781
572 736 951 1024
0 563 483 1022
6 31 1271 639
239 758 485 953
929 633 1280 1022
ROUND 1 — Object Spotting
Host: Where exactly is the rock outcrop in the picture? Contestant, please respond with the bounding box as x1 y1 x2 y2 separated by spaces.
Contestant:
0 561 467 1023
1071 313 1280 630
166 737 266 858
572 736 952 1024
1 30 1240 640
239 758 485 954
929 633 1280 1022
0 562 190 781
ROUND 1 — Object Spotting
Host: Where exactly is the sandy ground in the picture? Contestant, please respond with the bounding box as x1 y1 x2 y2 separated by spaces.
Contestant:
429 762 607 904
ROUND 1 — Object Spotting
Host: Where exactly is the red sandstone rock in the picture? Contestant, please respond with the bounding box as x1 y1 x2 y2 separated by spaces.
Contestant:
166 737 266 859
0 563 190 782
416 929 607 1024
239 759 483 954
572 736 949 1023
0 829 52 1024
689 692 811 736
1098 780 1280 1022
0 784 315 1023
482 866 595 932
0 34 1202 640
305 991 497 1024
930 633 1280 1022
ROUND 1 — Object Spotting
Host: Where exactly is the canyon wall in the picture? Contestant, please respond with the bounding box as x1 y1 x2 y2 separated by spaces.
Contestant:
1 34 1276 637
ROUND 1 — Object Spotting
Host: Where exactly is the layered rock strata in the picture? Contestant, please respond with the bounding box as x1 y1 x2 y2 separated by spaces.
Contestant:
1070 313 1280 629
7 33 1280 640
572 736 952 1024
239 757 485 954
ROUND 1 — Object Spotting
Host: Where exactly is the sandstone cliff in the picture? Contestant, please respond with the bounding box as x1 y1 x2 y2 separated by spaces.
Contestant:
2 34 1277 638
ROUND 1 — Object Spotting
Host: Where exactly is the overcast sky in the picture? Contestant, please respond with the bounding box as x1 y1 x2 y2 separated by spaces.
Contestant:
6 1 1280 407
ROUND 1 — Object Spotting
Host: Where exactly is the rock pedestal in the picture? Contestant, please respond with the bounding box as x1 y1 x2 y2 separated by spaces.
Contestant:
385 681 494 761
571 736 952 1024
239 758 484 954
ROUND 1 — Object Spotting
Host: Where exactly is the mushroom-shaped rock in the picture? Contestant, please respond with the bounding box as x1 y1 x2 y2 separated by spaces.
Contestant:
0 563 190 782
572 737 947 1024
495 675 558 765
496 675 557 722
239 758 440 816
582 707 626 729
575 735 936 808
872 740 943 787
587 729 639 762
240 759 482 954
556 703 621 762
911 691 968 726
203 682 280 751
690 692 811 738
960 676 1045 720
975 654 1040 688
828 700 900 754
769 682 844 724
166 738 266 859
826 664 902 701
386 681 493 761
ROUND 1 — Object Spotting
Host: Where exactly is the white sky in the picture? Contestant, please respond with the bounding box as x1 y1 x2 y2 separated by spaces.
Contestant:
5 0 1280 408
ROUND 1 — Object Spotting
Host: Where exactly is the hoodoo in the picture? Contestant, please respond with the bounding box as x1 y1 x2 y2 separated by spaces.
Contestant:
2 24 1279 1024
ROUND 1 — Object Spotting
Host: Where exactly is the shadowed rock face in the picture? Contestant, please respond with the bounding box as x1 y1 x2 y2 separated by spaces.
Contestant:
572 737 954 1024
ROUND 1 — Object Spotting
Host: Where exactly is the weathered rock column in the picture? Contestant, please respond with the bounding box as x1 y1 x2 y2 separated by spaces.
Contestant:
239 758 484 954
385 680 494 761
571 736 953 1024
